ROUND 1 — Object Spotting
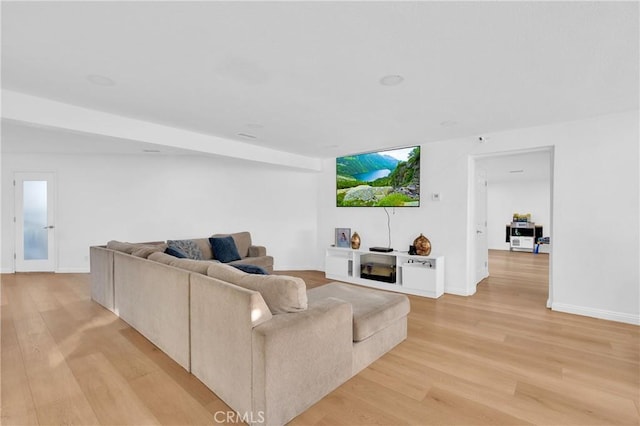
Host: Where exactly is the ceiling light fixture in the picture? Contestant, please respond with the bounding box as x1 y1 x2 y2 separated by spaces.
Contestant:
86 74 116 86
379 75 405 86
509 170 524 174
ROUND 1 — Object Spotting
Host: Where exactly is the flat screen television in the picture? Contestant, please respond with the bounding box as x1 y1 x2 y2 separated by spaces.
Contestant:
336 146 420 207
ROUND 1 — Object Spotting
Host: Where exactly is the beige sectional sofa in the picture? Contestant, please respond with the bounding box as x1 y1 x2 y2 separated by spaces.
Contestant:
90 231 409 425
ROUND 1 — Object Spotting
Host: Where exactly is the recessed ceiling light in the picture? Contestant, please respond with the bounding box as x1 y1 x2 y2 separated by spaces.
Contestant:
86 74 116 86
509 170 524 174
379 75 405 86
237 133 257 139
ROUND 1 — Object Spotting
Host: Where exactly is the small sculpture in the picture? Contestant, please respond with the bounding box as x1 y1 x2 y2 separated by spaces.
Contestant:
351 232 361 249
413 233 431 256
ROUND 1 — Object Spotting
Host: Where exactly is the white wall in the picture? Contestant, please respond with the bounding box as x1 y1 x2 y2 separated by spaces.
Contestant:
318 140 476 296
2 110 638 325
1 153 320 272
486 179 551 251
318 110 639 324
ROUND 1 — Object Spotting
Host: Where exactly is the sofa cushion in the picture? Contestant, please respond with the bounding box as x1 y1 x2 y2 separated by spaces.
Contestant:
206 263 246 282
148 251 177 265
192 238 214 260
209 236 241 263
207 263 307 314
131 244 167 258
167 239 203 260
148 252 218 274
307 282 410 342
167 258 212 275
231 264 268 275
106 240 139 254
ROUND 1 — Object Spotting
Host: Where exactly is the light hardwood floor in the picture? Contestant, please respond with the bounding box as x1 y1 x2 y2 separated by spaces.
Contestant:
1 250 638 425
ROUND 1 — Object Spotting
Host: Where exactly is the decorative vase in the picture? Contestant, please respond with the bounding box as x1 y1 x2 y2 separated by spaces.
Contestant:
351 232 361 249
413 233 431 256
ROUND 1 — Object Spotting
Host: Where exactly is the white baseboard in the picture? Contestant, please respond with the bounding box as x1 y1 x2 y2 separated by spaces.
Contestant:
1 267 89 274
56 267 90 274
552 302 640 325
445 286 474 296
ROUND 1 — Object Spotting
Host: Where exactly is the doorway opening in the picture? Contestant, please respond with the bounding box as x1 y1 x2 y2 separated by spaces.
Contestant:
470 147 553 306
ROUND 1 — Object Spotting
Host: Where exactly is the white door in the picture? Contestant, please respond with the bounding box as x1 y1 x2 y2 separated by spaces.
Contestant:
14 172 56 272
474 166 489 284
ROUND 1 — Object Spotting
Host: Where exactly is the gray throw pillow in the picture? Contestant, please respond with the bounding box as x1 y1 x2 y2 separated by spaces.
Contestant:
167 239 203 260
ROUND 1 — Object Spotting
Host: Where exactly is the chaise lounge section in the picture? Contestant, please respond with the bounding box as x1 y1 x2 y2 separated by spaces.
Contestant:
90 231 409 425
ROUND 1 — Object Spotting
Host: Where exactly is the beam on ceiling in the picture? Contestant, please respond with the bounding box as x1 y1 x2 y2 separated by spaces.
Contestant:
1 90 322 171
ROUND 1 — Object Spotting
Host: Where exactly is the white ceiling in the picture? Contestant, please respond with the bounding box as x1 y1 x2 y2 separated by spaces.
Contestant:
1 1 638 158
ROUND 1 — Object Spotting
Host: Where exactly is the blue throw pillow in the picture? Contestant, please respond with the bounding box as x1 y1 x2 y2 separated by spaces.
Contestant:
209 236 241 263
231 264 268 275
165 246 187 258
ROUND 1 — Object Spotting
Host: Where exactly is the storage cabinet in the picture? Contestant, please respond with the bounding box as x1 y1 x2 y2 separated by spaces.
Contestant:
505 223 543 252
325 247 445 298
325 250 353 277
400 258 444 298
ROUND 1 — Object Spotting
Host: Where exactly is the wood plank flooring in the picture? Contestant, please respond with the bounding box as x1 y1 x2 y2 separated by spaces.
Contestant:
1 250 638 425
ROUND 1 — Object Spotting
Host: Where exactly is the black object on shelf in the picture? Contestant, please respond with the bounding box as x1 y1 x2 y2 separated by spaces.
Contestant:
505 224 543 242
370 247 394 253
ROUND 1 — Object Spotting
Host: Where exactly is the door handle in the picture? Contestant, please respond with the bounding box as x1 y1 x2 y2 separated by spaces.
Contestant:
43 225 55 229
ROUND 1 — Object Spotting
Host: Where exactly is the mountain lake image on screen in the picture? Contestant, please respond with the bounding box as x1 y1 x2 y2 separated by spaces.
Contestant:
336 146 420 207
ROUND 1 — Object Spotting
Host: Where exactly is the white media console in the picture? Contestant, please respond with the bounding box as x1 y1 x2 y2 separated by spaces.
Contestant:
325 247 444 298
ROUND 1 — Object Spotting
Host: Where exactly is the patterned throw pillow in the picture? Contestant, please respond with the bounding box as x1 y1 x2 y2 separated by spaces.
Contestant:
166 239 203 260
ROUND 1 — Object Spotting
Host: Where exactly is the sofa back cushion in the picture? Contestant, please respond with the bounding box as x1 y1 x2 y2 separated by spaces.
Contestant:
167 258 212 275
106 240 139 254
212 232 251 258
149 251 178 265
192 238 214 260
207 263 307 314
149 252 216 274
131 244 168 258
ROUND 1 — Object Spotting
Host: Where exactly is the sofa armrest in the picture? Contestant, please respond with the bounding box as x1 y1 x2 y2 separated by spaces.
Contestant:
190 273 272 417
90 246 114 312
248 245 266 257
251 298 353 425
